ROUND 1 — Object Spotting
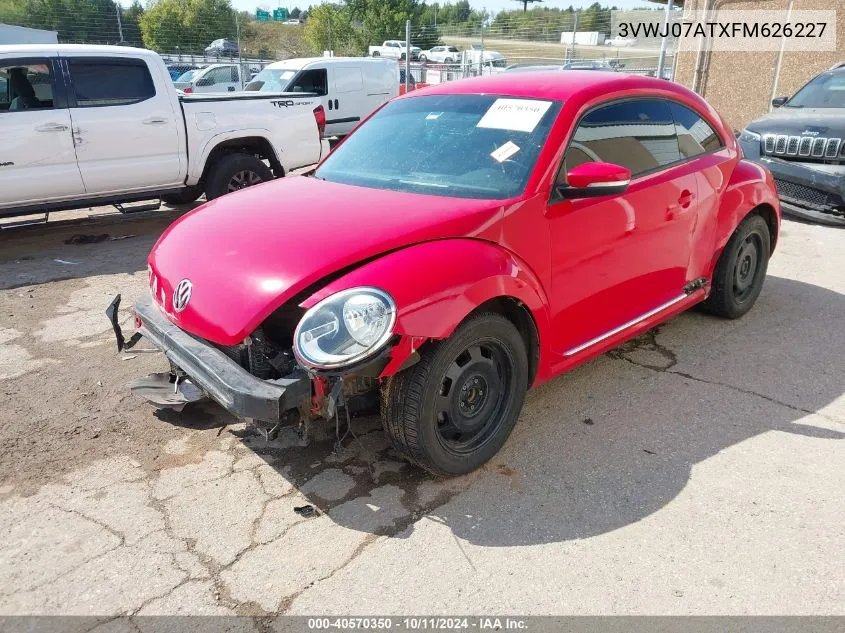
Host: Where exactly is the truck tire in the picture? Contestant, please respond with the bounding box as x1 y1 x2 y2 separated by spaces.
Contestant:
381 312 528 476
161 186 203 206
372 51 380 57
204 153 273 200
700 213 771 319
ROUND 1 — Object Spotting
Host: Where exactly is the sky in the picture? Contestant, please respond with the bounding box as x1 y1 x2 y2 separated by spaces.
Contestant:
230 0 657 15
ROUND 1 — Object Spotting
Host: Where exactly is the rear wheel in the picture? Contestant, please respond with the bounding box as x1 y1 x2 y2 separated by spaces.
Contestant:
204 153 273 200
444 57 454 63
381 313 528 476
372 51 380 57
419 54 427 62
701 213 771 319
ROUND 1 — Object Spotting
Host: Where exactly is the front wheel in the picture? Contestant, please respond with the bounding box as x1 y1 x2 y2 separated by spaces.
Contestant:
700 213 771 319
204 153 273 200
381 312 528 476
372 51 380 57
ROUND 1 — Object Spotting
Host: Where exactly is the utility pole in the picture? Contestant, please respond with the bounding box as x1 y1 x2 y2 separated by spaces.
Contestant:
328 16 332 55
479 22 484 75
236 12 243 87
116 4 124 43
567 10 579 63
656 0 674 79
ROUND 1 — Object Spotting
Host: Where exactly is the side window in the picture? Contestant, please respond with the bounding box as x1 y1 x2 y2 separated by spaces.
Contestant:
290 69 328 96
69 59 155 107
668 101 724 158
206 67 231 84
0 60 55 113
231 66 239 82
561 99 680 182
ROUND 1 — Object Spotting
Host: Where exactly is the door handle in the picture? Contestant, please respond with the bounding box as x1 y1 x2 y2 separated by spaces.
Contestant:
35 123 69 132
143 117 168 125
667 190 694 219
678 189 694 208
334 98 339 109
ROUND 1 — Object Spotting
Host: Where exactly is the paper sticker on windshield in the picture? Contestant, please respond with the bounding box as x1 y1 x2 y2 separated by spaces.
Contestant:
491 141 520 163
426 112 442 120
477 99 552 133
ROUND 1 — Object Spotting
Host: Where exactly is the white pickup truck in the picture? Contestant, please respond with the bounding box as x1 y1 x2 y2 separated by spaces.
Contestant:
368 40 421 61
0 44 329 219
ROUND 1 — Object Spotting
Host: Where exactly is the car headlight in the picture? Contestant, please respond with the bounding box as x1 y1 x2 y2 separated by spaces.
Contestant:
293 287 397 370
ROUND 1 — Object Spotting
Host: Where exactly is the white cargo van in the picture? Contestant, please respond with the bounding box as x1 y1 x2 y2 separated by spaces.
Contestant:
245 57 398 137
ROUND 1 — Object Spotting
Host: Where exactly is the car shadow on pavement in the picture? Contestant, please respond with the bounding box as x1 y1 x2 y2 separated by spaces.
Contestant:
229 274 845 546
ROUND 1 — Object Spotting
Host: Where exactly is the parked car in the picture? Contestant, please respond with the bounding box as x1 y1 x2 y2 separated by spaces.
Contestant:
173 67 203 85
173 63 246 93
420 45 460 63
463 46 507 69
0 44 328 218
504 64 562 73
245 57 399 137
204 38 238 57
606 35 636 47
737 63 845 226
166 63 199 81
112 70 780 476
368 40 421 61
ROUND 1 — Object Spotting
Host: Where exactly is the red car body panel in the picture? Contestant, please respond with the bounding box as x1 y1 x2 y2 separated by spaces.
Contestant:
147 71 780 386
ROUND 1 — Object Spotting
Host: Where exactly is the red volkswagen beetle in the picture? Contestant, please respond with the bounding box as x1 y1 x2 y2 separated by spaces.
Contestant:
110 71 781 476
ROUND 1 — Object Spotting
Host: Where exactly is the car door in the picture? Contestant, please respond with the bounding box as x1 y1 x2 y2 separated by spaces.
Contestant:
289 66 336 131
547 98 699 357
330 65 365 135
65 55 182 194
0 56 85 212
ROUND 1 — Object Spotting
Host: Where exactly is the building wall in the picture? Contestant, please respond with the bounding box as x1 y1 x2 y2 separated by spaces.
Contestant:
672 0 844 130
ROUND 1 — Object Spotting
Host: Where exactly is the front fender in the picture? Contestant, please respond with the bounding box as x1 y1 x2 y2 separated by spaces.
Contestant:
714 159 782 257
300 239 551 375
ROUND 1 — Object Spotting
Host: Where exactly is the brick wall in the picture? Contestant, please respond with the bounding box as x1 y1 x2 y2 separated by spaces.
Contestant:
671 0 844 130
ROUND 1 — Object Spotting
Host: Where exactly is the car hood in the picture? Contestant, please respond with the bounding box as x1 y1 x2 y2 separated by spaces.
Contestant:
746 108 845 136
148 176 505 345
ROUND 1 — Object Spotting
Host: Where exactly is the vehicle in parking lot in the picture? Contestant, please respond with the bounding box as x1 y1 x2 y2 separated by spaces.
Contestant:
245 57 399 137
173 62 248 93
113 71 780 476
0 44 328 218
420 45 460 63
463 45 507 69
369 40 421 61
562 60 615 71
738 63 845 226
204 38 239 57
166 63 199 81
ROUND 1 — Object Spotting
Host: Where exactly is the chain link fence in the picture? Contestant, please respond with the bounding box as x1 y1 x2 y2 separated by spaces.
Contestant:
1 2 678 89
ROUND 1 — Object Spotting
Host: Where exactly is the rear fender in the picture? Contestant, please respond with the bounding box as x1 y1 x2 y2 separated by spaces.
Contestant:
711 159 781 274
300 239 551 377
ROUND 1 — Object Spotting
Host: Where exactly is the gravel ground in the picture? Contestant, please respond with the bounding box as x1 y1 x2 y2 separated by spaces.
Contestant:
0 211 843 617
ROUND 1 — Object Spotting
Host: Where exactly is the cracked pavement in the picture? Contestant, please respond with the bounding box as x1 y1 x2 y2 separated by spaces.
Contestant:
1 214 843 616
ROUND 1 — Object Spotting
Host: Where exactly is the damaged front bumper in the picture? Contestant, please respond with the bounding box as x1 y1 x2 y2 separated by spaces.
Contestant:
107 294 311 422
740 140 845 226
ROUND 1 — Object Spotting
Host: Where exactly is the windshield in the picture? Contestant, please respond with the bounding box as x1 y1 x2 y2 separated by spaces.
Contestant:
244 68 298 92
175 69 199 82
786 72 845 108
315 94 561 200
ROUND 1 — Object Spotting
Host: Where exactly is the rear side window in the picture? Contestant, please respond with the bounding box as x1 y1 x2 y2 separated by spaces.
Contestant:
69 59 155 107
669 101 723 158
564 99 681 177
0 60 55 112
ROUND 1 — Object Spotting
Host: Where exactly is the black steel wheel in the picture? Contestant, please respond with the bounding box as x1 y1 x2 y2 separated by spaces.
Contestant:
204 153 273 200
701 213 771 319
381 312 528 476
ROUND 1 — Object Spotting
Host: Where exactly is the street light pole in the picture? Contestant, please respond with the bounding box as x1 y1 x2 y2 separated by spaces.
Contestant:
656 0 675 79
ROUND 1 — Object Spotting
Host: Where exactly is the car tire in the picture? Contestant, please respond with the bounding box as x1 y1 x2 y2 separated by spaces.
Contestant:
419 54 427 62
161 185 204 206
381 312 528 476
445 57 453 63
700 213 771 319
204 153 273 200
372 51 380 57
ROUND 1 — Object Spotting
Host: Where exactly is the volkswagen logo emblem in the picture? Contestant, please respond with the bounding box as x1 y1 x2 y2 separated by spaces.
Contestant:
172 279 192 312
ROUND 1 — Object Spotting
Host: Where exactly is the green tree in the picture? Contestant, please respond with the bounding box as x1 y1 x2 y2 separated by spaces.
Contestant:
512 0 542 12
139 0 235 53
289 6 300 19
303 3 355 54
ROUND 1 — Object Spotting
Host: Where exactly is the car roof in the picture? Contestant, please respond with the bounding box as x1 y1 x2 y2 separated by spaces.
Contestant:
0 43 157 57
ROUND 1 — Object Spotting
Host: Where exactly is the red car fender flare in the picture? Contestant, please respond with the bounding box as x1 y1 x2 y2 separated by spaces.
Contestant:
299 238 552 375
709 159 782 275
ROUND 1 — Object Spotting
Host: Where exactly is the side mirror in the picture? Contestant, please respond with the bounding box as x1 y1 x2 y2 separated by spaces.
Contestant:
556 162 632 199
195 77 214 87
771 96 788 108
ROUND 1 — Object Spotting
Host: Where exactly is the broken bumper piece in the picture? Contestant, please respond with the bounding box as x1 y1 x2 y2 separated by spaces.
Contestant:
111 294 311 422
